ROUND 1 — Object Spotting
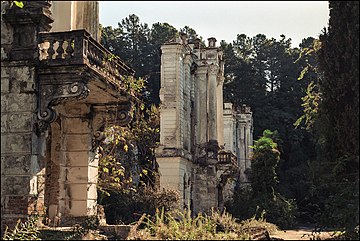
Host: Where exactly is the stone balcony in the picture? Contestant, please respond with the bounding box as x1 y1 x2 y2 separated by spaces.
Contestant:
36 29 135 128
217 149 239 169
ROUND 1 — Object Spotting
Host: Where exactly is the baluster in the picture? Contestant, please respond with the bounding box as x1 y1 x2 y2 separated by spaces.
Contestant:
47 39 55 60
65 39 74 59
56 40 64 59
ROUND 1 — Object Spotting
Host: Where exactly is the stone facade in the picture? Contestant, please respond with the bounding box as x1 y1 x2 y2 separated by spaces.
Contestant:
1 1 133 230
156 36 253 213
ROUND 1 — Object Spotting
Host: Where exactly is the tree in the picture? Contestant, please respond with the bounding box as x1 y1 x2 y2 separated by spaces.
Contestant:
221 34 317 223
227 130 297 228
305 1 359 232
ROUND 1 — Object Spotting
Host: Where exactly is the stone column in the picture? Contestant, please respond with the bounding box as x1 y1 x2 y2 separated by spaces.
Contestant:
72 1 100 42
183 54 192 151
158 43 183 149
223 103 234 153
195 66 208 145
51 1 100 41
208 64 218 142
53 102 98 225
216 75 224 147
50 1 72 33
237 118 246 182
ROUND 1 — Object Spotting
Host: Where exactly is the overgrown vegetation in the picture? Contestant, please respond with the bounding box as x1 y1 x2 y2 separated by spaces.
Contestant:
2 215 40 240
128 208 278 240
99 187 180 225
226 130 297 229
294 1 359 237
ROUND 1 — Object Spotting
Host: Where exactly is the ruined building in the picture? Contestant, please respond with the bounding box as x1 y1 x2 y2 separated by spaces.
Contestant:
1 1 134 229
1 0 253 231
156 35 253 213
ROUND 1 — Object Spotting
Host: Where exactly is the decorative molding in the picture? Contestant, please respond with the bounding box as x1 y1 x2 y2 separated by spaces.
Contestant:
37 81 89 132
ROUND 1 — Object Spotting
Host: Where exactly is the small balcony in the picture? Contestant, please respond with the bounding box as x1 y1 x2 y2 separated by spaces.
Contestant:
217 150 238 169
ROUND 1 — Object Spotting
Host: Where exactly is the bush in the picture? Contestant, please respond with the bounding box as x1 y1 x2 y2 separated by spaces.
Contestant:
128 208 279 240
128 208 253 240
99 187 180 224
226 130 297 229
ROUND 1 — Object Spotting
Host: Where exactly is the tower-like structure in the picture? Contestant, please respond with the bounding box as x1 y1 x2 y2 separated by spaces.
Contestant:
156 35 253 213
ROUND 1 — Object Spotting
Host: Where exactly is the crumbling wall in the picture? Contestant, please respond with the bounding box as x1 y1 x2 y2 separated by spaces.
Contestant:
1 1 52 231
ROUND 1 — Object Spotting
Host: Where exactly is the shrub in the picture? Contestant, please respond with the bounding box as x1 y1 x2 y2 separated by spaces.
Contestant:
99 187 180 225
226 130 297 229
128 208 279 240
128 208 251 240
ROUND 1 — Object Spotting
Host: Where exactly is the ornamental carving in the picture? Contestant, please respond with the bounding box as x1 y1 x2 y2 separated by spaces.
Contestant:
37 81 89 132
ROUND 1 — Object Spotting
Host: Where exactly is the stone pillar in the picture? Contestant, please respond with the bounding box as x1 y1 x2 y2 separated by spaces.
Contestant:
195 66 208 146
223 103 235 153
183 54 192 151
158 43 183 149
192 165 218 214
50 1 72 33
216 75 224 147
157 41 193 210
208 65 218 142
236 105 253 183
72 1 100 42
51 1 100 41
45 102 101 225
1 1 53 231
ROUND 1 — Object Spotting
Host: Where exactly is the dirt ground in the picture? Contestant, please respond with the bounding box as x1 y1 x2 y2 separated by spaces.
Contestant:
270 226 335 240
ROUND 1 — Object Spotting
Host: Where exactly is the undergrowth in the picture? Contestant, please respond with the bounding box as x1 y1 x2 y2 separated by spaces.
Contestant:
127 208 278 240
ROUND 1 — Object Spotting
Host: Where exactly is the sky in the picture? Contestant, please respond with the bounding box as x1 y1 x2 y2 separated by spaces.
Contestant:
99 1 330 47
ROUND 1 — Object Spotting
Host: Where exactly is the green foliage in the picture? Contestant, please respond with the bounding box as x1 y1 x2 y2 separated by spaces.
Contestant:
294 38 322 130
227 130 297 229
221 34 316 223
295 1 359 235
2 215 40 240
97 75 160 196
128 208 278 240
250 129 281 195
98 187 180 225
6 0 24 8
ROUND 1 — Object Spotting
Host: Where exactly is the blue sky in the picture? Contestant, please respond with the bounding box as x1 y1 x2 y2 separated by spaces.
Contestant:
99 1 329 47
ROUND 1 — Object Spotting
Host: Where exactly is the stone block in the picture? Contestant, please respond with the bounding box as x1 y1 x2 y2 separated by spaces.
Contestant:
1 154 31 175
8 112 33 132
7 94 36 112
2 175 31 195
68 183 88 201
1 77 10 94
63 165 98 184
66 200 87 216
62 117 90 134
62 151 89 167
1 113 7 133
10 66 34 84
63 134 91 151
1 94 8 112
2 133 32 154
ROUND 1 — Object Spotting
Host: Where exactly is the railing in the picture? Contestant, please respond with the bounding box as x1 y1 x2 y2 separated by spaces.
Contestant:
217 150 238 168
38 29 134 85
